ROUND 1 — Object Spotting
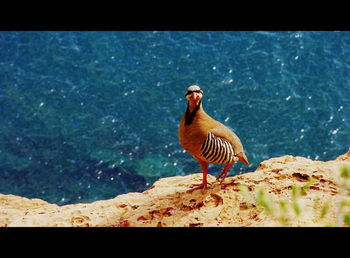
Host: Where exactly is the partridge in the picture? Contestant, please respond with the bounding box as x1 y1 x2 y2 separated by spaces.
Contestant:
178 85 249 191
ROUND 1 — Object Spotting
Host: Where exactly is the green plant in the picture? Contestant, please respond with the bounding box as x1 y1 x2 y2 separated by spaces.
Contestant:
238 185 252 209
256 187 273 215
344 213 350 226
340 166 350 179
336 165 350 226
238 166 350 227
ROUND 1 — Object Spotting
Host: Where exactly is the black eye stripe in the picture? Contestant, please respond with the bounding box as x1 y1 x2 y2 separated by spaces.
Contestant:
185 90 203 96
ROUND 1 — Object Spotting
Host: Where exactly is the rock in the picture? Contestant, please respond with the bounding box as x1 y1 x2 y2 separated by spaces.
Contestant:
1 150 350 227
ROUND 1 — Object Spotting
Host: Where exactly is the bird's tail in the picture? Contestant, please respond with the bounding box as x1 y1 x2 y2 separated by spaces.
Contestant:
237 152 250 166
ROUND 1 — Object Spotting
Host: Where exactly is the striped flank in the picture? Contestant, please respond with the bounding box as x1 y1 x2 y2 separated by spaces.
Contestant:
200 132 235 164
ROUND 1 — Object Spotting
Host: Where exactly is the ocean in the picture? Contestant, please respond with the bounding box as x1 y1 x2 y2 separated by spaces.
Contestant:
0 31 349 204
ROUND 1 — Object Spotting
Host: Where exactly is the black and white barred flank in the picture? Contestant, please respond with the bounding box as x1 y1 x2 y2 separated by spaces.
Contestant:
200 132 235 164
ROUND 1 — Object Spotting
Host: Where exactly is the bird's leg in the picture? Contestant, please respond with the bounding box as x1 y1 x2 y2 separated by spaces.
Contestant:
216 162 234 181
187 160 211 192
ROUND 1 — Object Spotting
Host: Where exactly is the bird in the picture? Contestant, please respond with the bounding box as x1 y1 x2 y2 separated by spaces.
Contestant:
178 85 249 192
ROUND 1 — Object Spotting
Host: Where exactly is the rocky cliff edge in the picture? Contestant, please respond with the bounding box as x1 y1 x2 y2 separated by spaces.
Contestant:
1 150 350 227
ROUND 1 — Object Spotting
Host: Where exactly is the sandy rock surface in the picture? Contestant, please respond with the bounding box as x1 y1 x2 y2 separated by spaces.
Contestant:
1 150 350 227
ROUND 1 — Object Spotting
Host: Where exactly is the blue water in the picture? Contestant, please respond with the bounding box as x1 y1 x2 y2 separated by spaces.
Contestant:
0 31 349 205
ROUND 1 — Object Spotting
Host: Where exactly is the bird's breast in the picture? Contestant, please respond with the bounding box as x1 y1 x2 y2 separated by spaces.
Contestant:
178 113 216 157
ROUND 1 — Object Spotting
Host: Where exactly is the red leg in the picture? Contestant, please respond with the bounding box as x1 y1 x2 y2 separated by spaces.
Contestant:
216 163 234 181
187 160 211 192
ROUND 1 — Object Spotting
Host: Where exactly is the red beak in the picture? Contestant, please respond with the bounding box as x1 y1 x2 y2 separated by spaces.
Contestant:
190 92 200 100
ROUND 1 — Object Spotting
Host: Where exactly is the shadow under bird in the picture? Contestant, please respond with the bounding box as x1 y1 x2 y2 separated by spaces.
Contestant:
178 85 250 192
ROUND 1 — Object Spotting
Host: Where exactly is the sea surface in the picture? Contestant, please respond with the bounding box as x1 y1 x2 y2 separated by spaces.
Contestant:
0 31 349 205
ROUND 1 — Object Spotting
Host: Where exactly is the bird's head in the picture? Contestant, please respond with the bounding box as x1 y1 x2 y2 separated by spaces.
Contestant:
185 85 203 107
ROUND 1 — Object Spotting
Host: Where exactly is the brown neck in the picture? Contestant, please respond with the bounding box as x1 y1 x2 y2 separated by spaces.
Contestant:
185 100 202 125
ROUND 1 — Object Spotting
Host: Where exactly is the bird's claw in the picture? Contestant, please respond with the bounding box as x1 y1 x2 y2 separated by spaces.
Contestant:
187 182 211 193
216 172 228 182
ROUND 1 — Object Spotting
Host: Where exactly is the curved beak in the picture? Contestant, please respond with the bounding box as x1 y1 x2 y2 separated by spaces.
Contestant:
189 92 201 101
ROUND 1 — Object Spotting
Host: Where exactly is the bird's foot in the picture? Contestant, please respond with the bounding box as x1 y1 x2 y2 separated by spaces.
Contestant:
216 171 228 182
187 181 211 193
216 163 234 182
